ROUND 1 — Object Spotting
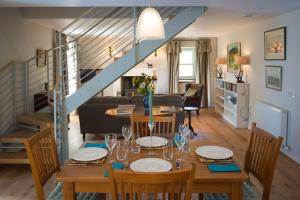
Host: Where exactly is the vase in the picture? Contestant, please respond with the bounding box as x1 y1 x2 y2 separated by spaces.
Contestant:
143 93 149 110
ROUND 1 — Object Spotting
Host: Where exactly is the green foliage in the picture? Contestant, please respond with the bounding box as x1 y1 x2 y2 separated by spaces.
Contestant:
133 73 157 95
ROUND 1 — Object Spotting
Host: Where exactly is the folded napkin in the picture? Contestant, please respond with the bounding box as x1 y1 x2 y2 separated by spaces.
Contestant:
104 162 124 177
208 163 241 172
84 143 107 149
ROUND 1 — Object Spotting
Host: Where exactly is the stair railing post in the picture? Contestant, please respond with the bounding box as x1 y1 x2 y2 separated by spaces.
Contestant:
133 7 139 63
57 31 69 161
13 63 16 125
46 52 50 104
24 62 29 112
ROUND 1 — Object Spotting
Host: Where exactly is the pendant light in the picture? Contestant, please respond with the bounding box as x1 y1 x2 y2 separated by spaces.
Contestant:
136 7 165 41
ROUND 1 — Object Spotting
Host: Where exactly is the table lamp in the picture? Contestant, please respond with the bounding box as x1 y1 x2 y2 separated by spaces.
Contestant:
215 57 226 79
234 56 250 83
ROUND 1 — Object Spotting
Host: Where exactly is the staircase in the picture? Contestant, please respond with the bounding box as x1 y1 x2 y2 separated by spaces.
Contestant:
0 7 207 161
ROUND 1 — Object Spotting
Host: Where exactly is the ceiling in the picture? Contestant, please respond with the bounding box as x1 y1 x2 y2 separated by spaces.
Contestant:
1 0 300 14
2 0 300 37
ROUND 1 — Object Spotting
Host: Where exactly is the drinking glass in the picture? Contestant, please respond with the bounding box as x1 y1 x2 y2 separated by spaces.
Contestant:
116 140 127 161
130 135 141 154
105 133 117 162
163 140 173 161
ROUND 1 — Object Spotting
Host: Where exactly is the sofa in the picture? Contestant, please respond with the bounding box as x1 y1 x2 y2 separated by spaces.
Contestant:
78 95 185 141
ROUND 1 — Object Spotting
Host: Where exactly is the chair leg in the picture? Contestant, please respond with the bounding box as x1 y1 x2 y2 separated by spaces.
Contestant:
196 110 200 115
198 193 204 200
82 133 86 141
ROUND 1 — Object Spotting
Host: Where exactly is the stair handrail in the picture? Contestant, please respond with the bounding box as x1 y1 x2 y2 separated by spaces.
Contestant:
60 8 95 33
0 61 15 72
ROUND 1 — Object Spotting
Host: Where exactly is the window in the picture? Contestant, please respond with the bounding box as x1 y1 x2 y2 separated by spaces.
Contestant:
179 47 196 80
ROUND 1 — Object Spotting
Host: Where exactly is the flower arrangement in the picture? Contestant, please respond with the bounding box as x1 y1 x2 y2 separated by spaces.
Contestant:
133 73 157 95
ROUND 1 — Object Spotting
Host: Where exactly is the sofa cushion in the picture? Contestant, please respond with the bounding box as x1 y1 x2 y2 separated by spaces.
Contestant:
86 96 131 104
130 95 183 107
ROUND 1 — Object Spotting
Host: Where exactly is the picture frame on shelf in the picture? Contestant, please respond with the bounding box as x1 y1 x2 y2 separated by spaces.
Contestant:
36 49 47 67
265 65 282 91
227 42 241 73
264 27 286 60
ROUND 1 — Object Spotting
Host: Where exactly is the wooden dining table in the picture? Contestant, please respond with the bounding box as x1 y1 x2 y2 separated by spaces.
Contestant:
56 139 248 200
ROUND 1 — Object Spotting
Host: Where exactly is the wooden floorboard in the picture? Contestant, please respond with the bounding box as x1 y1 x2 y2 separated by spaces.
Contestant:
0 109 299 200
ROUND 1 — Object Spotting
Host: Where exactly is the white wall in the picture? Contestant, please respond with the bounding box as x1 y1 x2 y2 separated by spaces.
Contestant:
0 8 53 68
217 9 300 163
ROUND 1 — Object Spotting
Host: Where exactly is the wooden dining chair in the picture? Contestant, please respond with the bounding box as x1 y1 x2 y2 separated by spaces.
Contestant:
108 163 195 200
204 123 283 200
130 113 176 140
24 127 97 200
244 123 283 200
24 127 60 200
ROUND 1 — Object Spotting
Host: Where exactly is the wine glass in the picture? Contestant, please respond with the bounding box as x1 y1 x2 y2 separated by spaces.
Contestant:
105 133 117 162
122 125 132 151
174 133 186 152
122 125 132 142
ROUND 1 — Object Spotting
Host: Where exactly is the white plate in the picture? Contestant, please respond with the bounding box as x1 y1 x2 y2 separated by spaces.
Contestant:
71 147 108 162
136 136 168 148
195 145 233 160
130 158 172 172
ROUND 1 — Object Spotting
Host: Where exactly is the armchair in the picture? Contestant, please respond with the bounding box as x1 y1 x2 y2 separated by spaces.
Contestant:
182 83 204 115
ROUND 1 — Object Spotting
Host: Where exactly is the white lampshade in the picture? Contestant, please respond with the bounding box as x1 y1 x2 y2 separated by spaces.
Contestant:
136 7 165 41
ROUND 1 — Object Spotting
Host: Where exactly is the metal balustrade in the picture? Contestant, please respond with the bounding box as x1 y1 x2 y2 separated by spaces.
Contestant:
0 7 206 160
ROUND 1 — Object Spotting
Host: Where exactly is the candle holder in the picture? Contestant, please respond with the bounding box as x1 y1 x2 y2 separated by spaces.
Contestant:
146 122 158 157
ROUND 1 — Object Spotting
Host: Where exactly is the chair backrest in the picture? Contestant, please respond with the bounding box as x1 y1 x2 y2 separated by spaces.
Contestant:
24 128 60 200
109 163 195 200
130 113 176 140
244 123 283 200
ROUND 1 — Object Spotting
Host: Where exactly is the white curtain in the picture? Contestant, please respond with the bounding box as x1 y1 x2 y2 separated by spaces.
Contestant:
195 39 211 107
167 40 181 94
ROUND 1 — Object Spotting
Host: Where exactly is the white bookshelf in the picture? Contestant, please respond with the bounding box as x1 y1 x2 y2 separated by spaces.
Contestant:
215 79 249 128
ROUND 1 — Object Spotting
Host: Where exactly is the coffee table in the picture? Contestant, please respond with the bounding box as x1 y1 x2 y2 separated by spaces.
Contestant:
105 106 182 117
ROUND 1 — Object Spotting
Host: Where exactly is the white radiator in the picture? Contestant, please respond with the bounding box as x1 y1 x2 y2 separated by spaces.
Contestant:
254 101 289 149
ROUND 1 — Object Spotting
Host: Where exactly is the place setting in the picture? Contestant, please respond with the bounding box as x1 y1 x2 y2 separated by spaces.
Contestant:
69 147 108 166
195 145 241 172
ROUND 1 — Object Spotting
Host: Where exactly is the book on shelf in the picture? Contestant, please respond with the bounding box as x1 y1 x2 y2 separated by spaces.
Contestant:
160 106 176 113
117 104 135 115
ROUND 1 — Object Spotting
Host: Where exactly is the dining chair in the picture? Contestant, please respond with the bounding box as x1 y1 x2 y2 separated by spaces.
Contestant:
130 113 176 140
204 123 283 200
108 163 195 200
24 127 97 200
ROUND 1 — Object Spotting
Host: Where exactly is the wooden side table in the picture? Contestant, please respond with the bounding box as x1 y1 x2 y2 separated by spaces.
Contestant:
184 106 199 135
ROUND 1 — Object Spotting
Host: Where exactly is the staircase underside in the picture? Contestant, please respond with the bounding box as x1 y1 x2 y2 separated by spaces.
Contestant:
65 7 207 114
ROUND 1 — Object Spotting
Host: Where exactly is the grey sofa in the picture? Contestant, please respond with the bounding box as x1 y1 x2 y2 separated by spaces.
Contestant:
78 95 185 141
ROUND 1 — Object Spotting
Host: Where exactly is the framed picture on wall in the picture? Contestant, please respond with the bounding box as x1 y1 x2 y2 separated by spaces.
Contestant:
36 49 47 67
227 42 241 73
264 27 286 60
265 65 282 91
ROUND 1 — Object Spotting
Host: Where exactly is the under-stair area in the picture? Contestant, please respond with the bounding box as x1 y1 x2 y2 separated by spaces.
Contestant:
0 6 207 161
0 113 53 164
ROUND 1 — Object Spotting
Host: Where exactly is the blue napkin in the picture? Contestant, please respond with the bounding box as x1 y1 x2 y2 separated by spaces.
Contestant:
104 162 124 177
208 163 241 172
84 143 107 149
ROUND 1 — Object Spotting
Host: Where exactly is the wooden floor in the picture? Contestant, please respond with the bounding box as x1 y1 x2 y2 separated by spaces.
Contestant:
0 109 299 200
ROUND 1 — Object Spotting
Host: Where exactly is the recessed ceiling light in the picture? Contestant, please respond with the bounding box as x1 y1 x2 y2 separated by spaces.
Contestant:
241 12 253 18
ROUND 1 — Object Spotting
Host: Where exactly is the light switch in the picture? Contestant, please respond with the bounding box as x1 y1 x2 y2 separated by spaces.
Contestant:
288 91 296 98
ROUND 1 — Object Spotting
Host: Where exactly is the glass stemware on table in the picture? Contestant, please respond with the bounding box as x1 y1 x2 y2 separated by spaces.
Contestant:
122 125 132 150
105 133 117 163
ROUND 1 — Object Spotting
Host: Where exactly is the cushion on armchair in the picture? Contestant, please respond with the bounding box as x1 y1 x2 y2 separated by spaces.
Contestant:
185 87 198 97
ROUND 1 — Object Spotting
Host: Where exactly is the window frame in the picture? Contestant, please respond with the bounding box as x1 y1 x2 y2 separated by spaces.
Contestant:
178 47 196 81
